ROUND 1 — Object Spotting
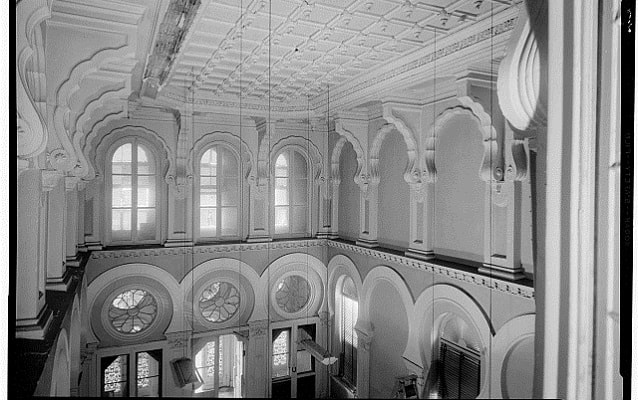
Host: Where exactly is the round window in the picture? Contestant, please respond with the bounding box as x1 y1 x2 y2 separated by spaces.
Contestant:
108 289 158 334
199 281 240 323
275 275 311 313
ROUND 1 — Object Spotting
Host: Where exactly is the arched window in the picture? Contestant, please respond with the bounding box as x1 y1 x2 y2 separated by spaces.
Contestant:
109 140 158 243
273 149 308 236
337 276 358 387
198 146 240 240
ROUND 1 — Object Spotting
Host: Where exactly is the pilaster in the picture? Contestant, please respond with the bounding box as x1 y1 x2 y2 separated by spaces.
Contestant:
44 174 72 291
355 179 379 248
354 320 373 398
245 319 270 397
65 177 81 267
165 109 194 247
165 330 194 397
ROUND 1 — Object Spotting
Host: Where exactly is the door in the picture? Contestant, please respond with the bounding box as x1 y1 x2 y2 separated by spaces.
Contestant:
194 334 245 398
270 321 317 398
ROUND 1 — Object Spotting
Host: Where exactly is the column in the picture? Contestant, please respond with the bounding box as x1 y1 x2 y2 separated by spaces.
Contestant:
44 171 71 291
316 311 331 398
83 179 103 250
354 320 373 398
246 181 272 242
16 167 52 340
65 178 81 267
76 183 87 252
405 182 435 260
164 331 194 396
245 319 269 397
165 110 194 247
356 179 379 248
80 342 98 397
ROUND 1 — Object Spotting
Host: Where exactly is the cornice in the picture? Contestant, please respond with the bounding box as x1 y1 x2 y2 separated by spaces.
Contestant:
90 239 328 260
326 241 534 299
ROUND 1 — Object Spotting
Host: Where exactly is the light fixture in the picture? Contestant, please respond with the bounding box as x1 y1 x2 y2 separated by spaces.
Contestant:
297 338 338 365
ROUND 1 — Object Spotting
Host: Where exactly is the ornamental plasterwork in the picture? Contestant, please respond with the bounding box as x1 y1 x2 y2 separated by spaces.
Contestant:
326 240 534 299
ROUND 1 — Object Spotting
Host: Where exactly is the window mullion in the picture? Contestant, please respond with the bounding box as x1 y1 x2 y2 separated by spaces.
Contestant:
131 141 139 241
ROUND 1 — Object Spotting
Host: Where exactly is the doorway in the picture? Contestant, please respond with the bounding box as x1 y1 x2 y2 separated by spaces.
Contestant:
193 333 244 398
270 321 317 399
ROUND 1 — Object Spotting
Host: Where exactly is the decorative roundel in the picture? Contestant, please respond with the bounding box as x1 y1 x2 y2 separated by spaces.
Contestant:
275 275 311 313
108 289 158 334
199 281 240 323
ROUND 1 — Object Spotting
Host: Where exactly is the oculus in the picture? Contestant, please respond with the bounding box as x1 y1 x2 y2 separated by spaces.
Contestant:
275 275 311 313
108 289 158 334
199 281 240 323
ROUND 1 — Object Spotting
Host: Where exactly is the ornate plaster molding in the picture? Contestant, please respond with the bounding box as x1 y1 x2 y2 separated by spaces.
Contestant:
333 118 366 185
326 240 534 299
90 239 327 259
497 2 546 133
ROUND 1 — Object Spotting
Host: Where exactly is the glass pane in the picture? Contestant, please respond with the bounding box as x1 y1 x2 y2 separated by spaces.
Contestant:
275 178 289 206
292 150 307 176
112 209 132 240
292 206 308 233
221 148 238 177
297 324 316 374
137 176 156 207
221 207 238 236
274 207 289 234
200 186 217 207
103 355 128 397
200 148 217 177
200 208 217 237
136 351 161 397
292 178 307 206
137 209 156 240
112 143 132 174
112 175 132 207
272 329 290 378
220 177 238 206
137 145 155 174
275 153 288 177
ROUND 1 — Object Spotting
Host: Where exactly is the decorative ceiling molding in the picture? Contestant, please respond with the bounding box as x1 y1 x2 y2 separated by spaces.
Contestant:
141 0 202 98
153 1 519 116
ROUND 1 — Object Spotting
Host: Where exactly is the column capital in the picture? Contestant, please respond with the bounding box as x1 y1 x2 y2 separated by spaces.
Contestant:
166 330 192 349
41 169 64 191
248 319 270 338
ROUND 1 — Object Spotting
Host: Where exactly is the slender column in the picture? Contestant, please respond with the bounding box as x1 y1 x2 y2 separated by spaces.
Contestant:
354 320 373 398
81 343 98 397
165 110 194 246
328 179 340 238
164 331 193 397
76 183 87 252
316 311 331 398
16 167 52 339
405 182 435 260
246 182 272 242
356 180 379 248
65 178 80 266
245 319 269 397
45 172 71 291
83 179 103 250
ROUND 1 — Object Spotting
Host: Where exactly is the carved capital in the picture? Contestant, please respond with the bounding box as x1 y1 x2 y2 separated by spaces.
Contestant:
165 175 193 200
166 331 191 349
47 149 76 173
491 182 509 207
41 169 64 191
248 319 269 338
65 176 80 191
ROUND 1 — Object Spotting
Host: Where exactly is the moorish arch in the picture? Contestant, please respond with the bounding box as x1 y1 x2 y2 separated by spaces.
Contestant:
326 254 363 316
188 130 255 180
424 99 503 183
408 283 494 398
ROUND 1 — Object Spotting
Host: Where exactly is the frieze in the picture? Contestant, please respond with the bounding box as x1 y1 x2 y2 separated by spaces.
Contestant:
90 239 328 259
326 240 534 299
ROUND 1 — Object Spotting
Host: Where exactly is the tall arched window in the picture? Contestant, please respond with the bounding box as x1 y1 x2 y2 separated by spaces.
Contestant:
198 146 240 240
110 140 158 243
337 276 358 387
274 149 308 236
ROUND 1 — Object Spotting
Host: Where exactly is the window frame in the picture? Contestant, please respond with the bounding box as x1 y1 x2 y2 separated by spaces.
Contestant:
195 143 242 242
99 347 163 398
271 147 311 238
105 137 162 246
336 275 358 389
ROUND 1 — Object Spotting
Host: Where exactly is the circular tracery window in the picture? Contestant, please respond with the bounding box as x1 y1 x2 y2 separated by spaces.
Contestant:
199 281 240 323
108 289 158 334
275 275 311 313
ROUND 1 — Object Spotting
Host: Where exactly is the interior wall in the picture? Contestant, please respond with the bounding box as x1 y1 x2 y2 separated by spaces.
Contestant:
433 115 485 264
338 141 360 241
368 280 409 398
377 130 409 250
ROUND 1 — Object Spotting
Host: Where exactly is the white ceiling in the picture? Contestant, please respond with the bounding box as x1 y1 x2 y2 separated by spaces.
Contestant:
159 0 515 104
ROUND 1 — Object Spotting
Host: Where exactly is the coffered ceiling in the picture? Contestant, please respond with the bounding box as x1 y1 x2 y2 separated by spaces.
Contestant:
147 0 518 109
